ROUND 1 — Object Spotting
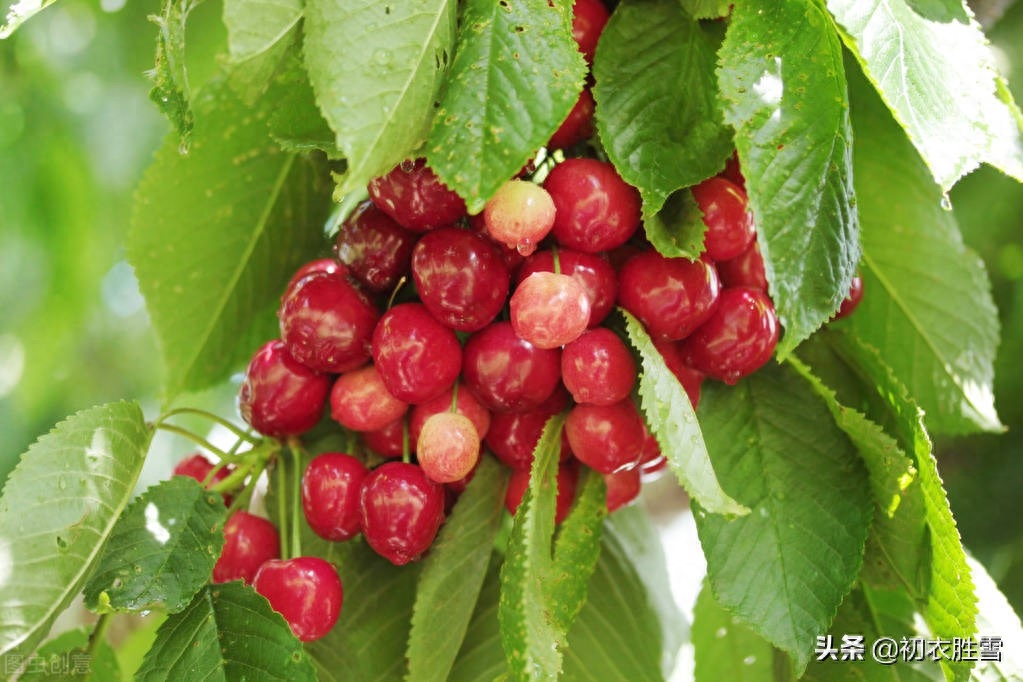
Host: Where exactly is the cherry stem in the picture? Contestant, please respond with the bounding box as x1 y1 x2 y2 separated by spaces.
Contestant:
156 407 261 445
287 438 305 559
226 457 269 515
552 244 562 275
401 418 412 465
450 382 459 413
275 455 289 560
386 275 408 311
86 613 111 660
154 423 234 462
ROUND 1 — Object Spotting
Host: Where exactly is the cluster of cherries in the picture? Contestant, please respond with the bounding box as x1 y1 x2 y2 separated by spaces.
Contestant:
170 0 864 644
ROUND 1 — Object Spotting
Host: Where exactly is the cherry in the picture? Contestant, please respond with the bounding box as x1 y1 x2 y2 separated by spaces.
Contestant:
544 158 642 253
719 151 745 188
561 327 636 405
564 399 646 474
680 287 779 384
651 338 704 409
213 511 280 584
411 227 510 332
691 177 756 262
409 381 492 445
485 387 572 470
417 412 481 484
368 158 466 232
278 270 379 374
360 462 446 565
371 303 462 404
617 250 721 340
605 467 642 513
572 0 610 64
462 321 562 413
252 556 343 642
238 340 331 437
335 200 418 293
361 417 407 459
482 179 556 256
716 240 769 292
510 271 591 349
172 454 234 504
283 258 346 302
637 426 667 474
548 87 595 150
833 275 864 320
505 460 579 524
329 364 408 432
517 248 618 327
301 453 369 542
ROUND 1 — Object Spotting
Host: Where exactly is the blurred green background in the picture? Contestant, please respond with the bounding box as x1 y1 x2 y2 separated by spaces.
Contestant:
1 0 1022 616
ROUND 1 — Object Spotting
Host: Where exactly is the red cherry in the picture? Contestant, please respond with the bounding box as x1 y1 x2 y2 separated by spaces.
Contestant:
833 275 864 320
301 453 369 542
335 200 418 293
544 158 641 253
485 387 572 470
717 240 769 292
505 460 579 524
371 303 462 404
652 338 704 409
283 258 346 302
213 511 280 584
691 177 756 262
561 328 636 405
510 271 591 349
409 381 492 445
361 417 407 459
360 462 446 565
368 158 466 232
252 556 343 642
564 399 646 474
462 321 562 413
172 454 234 504
681 287 779 384
517 248 618 327
719 151 745 188
617 250 721 341
605 467 642 513
238 340 331 437
278 270 379 374
548 88 595 150
329 364 408 432
572 0 610 64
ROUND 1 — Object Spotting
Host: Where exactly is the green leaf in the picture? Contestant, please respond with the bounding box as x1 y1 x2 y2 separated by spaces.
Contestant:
718 0 860 357
426 0 586 213
304 0 456 197
267 55 344 159
679 0 732 20
622 309 747 515
406 456 508 682
306 540 420 681
692 583 778 681
449 557 507 682
642 188 706 260
593 0 732 220
0 402 151 660
0 0 57 38
18 626 122 681
693 363 873 674
147 0 201 144
548 468 606 630
128 78 333 401
826 0 1023 190
969 555 1023 681
135 581 316 681
844 68 1002 435
82 477 227 614
223 0 301 101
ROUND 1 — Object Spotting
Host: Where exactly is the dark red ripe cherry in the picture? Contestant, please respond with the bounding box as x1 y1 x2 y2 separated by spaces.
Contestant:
565 399 646 474
510 271 591 349
283 258 346 302
548 87 595 149
562 327 636 405
652 338 704 409
605 467 642 513
362 417 406 459
302 453 369 542
213 511 280 584
252 557 343 642
330 364 408 432
462 321 562 413
518 248 618 327
485 387 572 470
720 151 746 188
618 250 721 340
544 158 642 253
717 240 769 292
681 287 780 384
368 158 467 232
833 275 864 320
505 460 579 524
372 303 462 404
238 340 331 437
411 227 510 332
572 0 610 64
360 462 446 565
692 177 756 262
335 200 418 293
278 271 379 373
173 454 234 503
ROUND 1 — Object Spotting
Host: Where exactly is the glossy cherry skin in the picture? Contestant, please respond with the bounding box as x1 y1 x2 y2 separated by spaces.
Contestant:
651 338 704 409
368 158 467 232
409 381 492 446
564 399 646 474
505 460 579 524
252 557 343 642
283 258 347 302
517 248 618 328
411 227 510 332
716 240 769 292
362 417 407 459
561 327 636 405
485 387 572 470
278 270 379 373
329 364 408 432
462 321 562 413
719 151 745 188
617 250 721 340
572 0 610 64
605 467 642 513
360 462 446 565
417 412 481 484
482 180 557 257
213 511 280 584
833 275 864 320
335 200 418 293
173 454 234 504
681 287 779 384
371 303 462 404
238 340 331 437
691 177 756 262
302 453 369 542
544 158 642 253
548 88 595 149
510 271 591 349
